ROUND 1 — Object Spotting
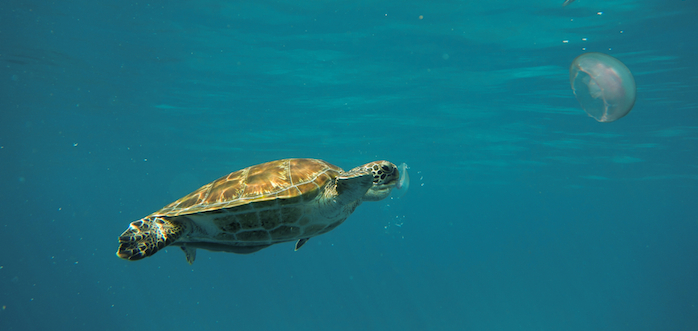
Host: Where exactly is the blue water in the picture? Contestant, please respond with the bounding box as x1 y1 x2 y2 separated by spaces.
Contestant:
1 0 697 330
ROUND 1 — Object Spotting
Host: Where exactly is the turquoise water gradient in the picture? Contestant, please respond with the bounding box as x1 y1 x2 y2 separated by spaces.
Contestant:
1 1 697 330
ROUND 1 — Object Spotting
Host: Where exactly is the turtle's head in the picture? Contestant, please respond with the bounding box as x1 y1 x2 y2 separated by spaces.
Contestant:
356 160 399 201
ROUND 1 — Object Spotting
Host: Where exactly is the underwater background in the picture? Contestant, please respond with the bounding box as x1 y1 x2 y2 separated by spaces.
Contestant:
1 0 697 330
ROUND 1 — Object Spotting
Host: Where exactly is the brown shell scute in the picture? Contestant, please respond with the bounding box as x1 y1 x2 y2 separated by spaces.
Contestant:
152 158 342 217
244 161 289 196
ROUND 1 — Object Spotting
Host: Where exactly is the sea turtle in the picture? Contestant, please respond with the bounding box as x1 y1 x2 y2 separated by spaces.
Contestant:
116 158 400 264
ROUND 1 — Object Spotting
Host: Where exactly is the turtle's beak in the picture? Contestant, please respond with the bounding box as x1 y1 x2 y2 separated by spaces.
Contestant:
381 176 399 187
363 185 393 201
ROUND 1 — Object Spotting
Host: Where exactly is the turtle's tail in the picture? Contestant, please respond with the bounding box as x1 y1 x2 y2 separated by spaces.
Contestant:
116 216 185 261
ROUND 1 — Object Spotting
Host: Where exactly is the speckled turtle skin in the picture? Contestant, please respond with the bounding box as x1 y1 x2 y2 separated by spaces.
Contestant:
116 158 399 264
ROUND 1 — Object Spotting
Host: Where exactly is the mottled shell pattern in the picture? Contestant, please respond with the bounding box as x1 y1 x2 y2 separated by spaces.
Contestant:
154 158 341 217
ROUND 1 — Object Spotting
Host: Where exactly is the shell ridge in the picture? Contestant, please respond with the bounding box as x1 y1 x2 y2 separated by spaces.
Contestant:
240 166 250 199
286 159 293 186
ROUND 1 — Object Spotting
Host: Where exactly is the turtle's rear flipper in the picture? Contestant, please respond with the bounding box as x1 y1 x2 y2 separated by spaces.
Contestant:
180 245 197 265
116 216 184 261
294 238 310 251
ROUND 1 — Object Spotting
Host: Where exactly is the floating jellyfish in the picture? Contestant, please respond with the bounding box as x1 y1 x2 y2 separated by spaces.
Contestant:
569 52 636 123
391 163 410 198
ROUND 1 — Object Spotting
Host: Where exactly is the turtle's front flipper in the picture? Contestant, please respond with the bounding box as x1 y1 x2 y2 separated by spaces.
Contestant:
116 216 185 261
335 172 373 203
